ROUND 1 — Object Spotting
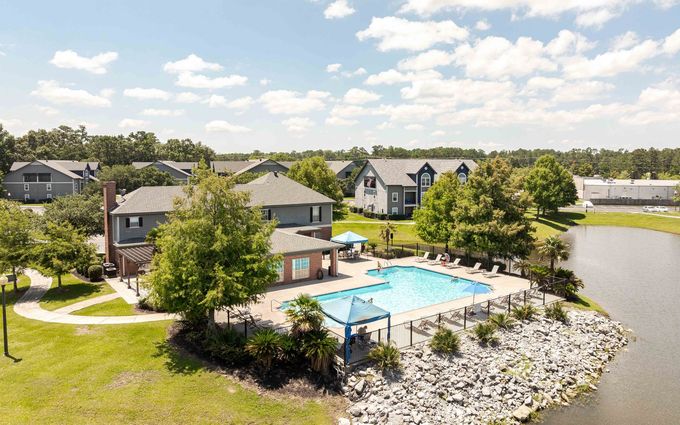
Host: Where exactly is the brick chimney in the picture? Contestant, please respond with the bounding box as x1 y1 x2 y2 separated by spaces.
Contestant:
102 181 117 263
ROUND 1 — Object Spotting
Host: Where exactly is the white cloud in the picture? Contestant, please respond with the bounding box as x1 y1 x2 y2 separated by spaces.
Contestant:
36 105 59 116
352 67 367 76
364 69 442 85
204 94 228 108
663 28 680 54
227 96 255 111
141 108 185 117
401 78 516 107
431 130 446 136
31 80 112 107
326 63 342 73
551 81 616 102
356 17 468 52
343 88 381 104
205 120 253 133
324 0 355 19
524 76 565 91
260 78 272 86
118 118 149 128
453 36 557 80
259 90 330 114
398 49 455 71
611 31 640 50
562 39 660 79
326 116 358 126
163 54 223 74
282 117 314 133
375 103 437 123
123 87 171 100
545 30 596 57
174 72 247 89
405 123 424 130
175 92 201 103
49 50 118 74
0 117 22 131
475 20 491 31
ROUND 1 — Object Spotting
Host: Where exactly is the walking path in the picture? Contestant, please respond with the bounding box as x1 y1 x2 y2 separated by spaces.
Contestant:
14 269 177 325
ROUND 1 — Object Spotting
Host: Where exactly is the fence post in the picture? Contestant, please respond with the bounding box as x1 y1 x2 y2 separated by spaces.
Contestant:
463 307 467 329
523 290 527 306
410 321 413 346
416 243 419 256
542 288 546 305
507 295 511 313
437 313 441 326
227 310 230 328
487 301 490 316
378 328 381 343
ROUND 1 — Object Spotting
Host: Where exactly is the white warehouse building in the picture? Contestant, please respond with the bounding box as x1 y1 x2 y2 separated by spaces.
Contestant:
578 177 679 202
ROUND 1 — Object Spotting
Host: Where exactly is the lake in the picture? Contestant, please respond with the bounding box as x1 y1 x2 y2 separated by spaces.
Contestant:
544 226 680 425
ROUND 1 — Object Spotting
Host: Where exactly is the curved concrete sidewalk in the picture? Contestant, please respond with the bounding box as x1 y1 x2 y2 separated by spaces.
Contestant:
14 269 177 325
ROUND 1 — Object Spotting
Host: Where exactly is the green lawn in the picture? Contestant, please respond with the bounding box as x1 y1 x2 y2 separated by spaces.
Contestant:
73 297 139 316
565 294 608 316
1 279 336 424
39 274 116 311
333 221 428 248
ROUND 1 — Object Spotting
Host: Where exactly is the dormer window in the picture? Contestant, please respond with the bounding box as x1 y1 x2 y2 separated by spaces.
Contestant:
458 172 468 184
421 173 431 188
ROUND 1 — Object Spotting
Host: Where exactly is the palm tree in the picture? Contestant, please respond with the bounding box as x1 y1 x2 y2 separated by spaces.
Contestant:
379 221 396 252
285 294 324 335
537 235 570 272
514 259 532 278
302 329 338 374
245 329 282 371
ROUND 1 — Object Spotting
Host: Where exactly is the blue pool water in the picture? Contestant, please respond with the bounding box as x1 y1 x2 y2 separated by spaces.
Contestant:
281 266 491 318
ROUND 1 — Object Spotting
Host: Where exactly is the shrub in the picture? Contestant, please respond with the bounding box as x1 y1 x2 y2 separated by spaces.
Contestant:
367 242 378 251
489 312 516 330
545 302 569 323
138 293 165 312
473 322 498 346
87 264 103 282
357 207 363 213
285 294 324 336
512 304 538 321
553 268 585 300
245 329 283 371
200 325 250 367
367 342 401 370
430 327 461 354
301 329 338 374
279 333 301 364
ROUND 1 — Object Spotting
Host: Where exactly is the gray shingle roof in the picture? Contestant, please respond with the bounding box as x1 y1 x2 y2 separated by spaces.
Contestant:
111 172 336 215
363 158 478 186
132 161 194 176
9 160 84 179
326 160 355 174
211 159 289 175
270 230 344 255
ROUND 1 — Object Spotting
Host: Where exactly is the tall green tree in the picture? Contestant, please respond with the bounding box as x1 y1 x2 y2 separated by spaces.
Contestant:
83 164 177 196
413 172 461 252
33 222 96 288
287 157 343 207
537 235 571 272
0 200 35 290
42 194 104 236
451 158 535 267
524 154 578 216
148 169 280 326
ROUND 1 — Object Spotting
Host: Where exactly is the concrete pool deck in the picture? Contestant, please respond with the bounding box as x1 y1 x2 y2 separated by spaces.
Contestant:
234 255 532 331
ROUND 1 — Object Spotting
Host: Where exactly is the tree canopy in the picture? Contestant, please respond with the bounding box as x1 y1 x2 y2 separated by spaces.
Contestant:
33 222 96 288
286 156 343 206
524 154 578 216
451 158 535 265
0 199 34 289
148 169 281 325
413 171 461 252
83 164 177 196
42 194 104 236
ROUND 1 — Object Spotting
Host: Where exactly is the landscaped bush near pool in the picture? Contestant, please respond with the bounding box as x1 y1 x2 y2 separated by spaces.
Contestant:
430 327 461 354
87 264 103 282
367 342 401 370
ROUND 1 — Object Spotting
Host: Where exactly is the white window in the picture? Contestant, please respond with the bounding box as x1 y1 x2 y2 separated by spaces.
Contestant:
73 181 78 192
421 173 431 188
261 209 271 221
458 172 467 184
392 192 398 203
46 183 52 192
23 183 29 191
46 194 52 200
292 257 310 280
275 261 284 282
313 206 321 222
129 217 142 228
24 194 30 201
391 207 398 215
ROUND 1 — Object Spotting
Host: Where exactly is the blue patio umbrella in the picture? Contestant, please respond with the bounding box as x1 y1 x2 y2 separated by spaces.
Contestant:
331 231 369 245
321 295 391 364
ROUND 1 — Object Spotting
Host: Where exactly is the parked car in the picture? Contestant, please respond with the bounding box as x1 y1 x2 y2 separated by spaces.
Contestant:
657 206 669 212
642 206 656 212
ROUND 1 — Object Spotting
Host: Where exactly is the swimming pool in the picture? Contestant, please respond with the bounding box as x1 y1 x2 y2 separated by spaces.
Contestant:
280 266 491 318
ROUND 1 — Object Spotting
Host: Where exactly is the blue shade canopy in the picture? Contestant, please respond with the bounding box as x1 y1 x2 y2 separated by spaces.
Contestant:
321 295 390 326
331 231 369 245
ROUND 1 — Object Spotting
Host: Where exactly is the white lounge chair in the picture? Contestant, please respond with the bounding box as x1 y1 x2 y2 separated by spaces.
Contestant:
415 252 430 263
466 262 483 274
446 258 462 269
483 265 500 278
427 254 442 265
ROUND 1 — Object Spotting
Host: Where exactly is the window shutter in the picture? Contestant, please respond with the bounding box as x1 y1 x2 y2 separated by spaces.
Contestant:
319 206 322 222
268 210 272 221
310 207 313 222
125 218 130 228
139 216 144 227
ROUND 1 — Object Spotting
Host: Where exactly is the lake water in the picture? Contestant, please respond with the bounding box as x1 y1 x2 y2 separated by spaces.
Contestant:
544 226 680 425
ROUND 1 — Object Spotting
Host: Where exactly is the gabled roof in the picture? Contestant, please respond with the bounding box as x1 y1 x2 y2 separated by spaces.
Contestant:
211 159 289 175
131 161 193 177
359 158 478 186
9 160 83 179
270 230 344 255
111 172 336 215
326 160 356 174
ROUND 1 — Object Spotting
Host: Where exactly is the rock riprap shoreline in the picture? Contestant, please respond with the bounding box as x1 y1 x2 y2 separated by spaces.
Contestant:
342 310 628 425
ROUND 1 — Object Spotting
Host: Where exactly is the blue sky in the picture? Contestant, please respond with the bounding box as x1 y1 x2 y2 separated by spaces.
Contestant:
1 0 679 153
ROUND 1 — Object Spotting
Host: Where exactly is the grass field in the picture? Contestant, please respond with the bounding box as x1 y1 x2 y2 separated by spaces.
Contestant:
1 278 336 425
40 274 115 311
73 297 140 316
565 294 608 316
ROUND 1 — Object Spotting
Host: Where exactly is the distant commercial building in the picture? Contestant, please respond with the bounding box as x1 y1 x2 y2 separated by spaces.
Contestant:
577 176 679 204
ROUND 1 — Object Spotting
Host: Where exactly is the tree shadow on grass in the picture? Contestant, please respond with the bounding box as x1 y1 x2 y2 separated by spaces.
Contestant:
153 338 204 376
535 212 586 234
41 282 106 306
